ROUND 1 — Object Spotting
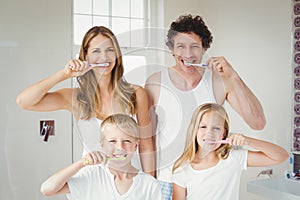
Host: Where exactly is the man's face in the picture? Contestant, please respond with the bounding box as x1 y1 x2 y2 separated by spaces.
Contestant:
172 32 206 74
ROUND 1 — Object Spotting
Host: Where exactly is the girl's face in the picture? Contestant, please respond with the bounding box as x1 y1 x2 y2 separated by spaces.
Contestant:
86 34 116 76
101 124 138 166
196 111 225 150
172 32 206 74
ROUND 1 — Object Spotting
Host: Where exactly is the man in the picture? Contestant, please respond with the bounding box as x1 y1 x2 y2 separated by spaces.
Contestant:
145 14 265 200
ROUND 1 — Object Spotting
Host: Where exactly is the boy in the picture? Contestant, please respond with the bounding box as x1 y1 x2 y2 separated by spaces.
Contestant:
40 114 162 200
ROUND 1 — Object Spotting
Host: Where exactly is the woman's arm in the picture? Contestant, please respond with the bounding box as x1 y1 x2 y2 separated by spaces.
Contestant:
16 59 91 112
135 86 156 176
40 151 104 196
172 183 186 200
227 133 289 167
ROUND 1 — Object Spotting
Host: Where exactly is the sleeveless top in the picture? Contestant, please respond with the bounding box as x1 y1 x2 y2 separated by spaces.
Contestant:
156 68 216 182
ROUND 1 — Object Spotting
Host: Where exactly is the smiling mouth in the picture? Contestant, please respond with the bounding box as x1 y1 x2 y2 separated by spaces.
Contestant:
108 153 127 160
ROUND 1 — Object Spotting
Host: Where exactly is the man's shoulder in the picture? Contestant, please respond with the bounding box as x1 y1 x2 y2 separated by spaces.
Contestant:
146 70 162 84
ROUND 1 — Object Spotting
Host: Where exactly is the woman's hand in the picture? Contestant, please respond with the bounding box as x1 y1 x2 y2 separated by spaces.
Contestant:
64 59 92 77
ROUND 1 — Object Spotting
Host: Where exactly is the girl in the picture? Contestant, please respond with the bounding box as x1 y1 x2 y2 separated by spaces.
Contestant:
172 103 288 200
16 26 154 175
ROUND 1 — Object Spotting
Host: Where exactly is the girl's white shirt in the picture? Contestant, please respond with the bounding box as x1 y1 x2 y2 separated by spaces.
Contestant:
172 149 248 200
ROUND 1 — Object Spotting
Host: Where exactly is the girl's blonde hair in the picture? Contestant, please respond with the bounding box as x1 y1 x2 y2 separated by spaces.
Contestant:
100 114 139 141
172 103 231 173
75 26 136 120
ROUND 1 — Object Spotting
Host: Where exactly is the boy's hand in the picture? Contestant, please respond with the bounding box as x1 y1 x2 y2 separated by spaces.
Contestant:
227 133 250 146
82 151 106 166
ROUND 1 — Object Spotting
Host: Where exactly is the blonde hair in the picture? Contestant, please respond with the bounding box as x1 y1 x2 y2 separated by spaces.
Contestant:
75 26 136 120
100 114 139 141
172 103 231 173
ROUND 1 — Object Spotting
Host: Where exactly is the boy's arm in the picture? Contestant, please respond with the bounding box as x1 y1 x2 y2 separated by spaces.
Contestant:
228 133 289 167
41 152 104 196
40 158 85 196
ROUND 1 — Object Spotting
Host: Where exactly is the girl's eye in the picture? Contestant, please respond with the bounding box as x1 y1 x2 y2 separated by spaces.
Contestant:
199 125 207 129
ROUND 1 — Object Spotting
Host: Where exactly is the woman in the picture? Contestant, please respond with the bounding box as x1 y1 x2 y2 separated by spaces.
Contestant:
16 26 155 176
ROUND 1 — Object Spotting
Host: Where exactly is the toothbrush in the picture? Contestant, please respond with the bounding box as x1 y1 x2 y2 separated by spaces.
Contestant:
203 139 229 144
184 61 207 68
107 156 126 161
85 155 126 164
88 63 109 67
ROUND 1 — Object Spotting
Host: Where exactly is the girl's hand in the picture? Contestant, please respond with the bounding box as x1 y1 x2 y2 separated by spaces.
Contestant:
227 133 250 146
207 56 237 79
82 151 106 166
64 59 92 77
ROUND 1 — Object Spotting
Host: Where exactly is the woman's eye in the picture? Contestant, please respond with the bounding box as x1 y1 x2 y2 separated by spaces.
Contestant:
92 50 100 53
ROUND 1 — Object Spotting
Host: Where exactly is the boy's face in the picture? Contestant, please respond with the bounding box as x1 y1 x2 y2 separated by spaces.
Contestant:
101 124 138 162
172 32 206 74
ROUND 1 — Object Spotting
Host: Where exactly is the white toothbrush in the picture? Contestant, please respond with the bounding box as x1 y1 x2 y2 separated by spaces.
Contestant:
88 63 109 67
184 61 207 68
203 139 229 144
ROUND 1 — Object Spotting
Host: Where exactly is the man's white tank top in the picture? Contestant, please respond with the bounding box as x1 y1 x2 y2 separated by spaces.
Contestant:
156 68 216 182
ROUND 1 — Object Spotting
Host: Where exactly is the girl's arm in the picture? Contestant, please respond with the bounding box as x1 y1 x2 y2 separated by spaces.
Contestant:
16 59 90 112
135 86 156 177
228 133 289 167
172 183 187 200
40 151 104 196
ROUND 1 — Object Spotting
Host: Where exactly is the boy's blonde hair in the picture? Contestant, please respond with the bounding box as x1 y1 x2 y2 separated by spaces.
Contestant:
100 114 139 141
173 103 231 173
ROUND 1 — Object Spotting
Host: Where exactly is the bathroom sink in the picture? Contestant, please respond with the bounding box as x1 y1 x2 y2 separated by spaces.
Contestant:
247 177 300 200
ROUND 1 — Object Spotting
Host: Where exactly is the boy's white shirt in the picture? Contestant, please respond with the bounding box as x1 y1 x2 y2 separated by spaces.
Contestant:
172 149 248 200
67 164 163 200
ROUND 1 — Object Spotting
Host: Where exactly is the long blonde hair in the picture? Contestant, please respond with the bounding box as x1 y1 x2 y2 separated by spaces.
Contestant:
172 103 231 173
75 26 136 119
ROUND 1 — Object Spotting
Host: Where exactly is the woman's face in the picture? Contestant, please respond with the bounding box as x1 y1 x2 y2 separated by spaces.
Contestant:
86 34 117 76
196 111 225 150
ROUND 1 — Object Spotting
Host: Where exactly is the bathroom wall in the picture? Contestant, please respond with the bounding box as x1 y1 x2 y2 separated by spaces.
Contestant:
0 0 72 199
163 0 292 199
0 0 292 200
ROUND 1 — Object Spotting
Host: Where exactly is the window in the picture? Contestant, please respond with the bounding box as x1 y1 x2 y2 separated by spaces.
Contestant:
73 0 149 48
72 0 163 85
